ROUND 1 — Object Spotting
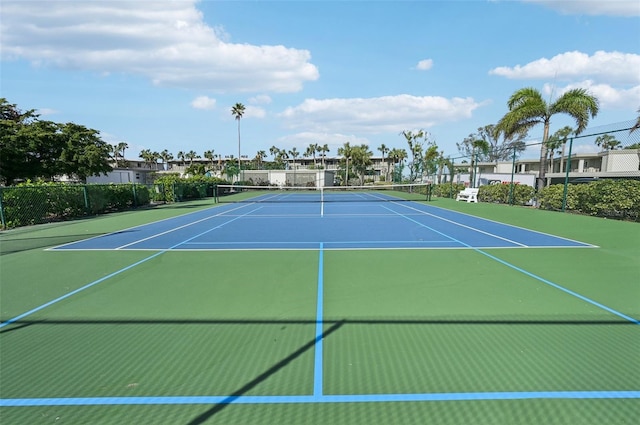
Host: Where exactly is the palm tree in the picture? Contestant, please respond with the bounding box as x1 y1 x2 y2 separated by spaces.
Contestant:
231 103 246 182
595 134 621 151
351 144 373 185
203 150 215 170
185 150 200 166
378 143 389 181
305 143 319 167
113 142 128 167
388 148 407 183
254 150 266 169
631 107 640 133
177 151 186 166
545 126 573 173
319 144 330 168
495 87 599 191
159 149 173 171
337 142 353 186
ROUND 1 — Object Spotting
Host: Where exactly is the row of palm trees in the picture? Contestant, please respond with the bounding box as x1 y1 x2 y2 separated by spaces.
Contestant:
117 88 632 188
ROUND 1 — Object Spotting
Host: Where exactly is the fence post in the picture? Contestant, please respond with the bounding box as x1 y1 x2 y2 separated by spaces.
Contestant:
0 188 5 229
83 185 90 214
561 138 574 212
508 146 516 206
132 184 138 207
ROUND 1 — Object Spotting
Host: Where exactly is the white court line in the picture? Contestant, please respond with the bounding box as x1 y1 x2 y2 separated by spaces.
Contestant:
389 202 529 247
115 203 259 249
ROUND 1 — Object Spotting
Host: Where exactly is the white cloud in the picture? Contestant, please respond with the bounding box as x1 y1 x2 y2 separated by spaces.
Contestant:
489 51 640 85
0 0 319 93
280 95 482 134
522 0 640 17
543 80 640 109
249 95 272 105
36 108 59 116
191 96 216 110
415 59 434 71
244 106 267 119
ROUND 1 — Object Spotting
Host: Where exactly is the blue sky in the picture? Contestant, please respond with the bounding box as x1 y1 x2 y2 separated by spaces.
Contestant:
2 0 639 162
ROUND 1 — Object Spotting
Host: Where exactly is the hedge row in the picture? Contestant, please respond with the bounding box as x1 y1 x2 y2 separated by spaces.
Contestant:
537 180 640 221
0 182 151 228
152 174 229 202
432 182 535 206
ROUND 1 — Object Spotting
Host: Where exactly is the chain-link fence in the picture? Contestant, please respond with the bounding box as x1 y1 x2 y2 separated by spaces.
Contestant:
0 181 220 229
434 120 640 218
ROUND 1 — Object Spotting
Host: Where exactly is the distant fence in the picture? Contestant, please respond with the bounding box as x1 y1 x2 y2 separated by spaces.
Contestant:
0 181 217 229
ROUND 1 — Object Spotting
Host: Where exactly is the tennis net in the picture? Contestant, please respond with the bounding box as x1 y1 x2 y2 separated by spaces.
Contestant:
215 183 432 203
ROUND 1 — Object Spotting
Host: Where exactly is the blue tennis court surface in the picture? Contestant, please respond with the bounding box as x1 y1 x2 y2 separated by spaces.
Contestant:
51 201 595 251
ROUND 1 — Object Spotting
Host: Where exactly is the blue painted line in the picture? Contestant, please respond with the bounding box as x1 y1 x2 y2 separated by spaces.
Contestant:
382 204 640 326
0 252 165 329
313 242 324 398
2 391 638 407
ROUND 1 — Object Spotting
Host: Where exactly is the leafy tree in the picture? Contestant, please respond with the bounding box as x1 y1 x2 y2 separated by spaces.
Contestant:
458 125 526 163
57 122 113 181
468 139 490 187
401 130 438 182
495 87 599 191
0 99 112 184
223 161 239 181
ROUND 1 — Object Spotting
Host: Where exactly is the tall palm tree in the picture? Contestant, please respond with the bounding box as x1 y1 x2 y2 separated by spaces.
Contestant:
319 144 330 168
337 142 353 186
377 143 389 181
495 87 599 191
231 103 246 182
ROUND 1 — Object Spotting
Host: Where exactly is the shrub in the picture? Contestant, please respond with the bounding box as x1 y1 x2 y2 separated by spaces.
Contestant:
538 180 640 221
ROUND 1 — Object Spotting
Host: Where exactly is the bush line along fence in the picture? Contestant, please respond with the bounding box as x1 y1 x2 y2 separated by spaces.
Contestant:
0 181 219 229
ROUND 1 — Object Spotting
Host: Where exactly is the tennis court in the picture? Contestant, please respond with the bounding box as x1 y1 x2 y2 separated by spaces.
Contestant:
1 188 638 424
